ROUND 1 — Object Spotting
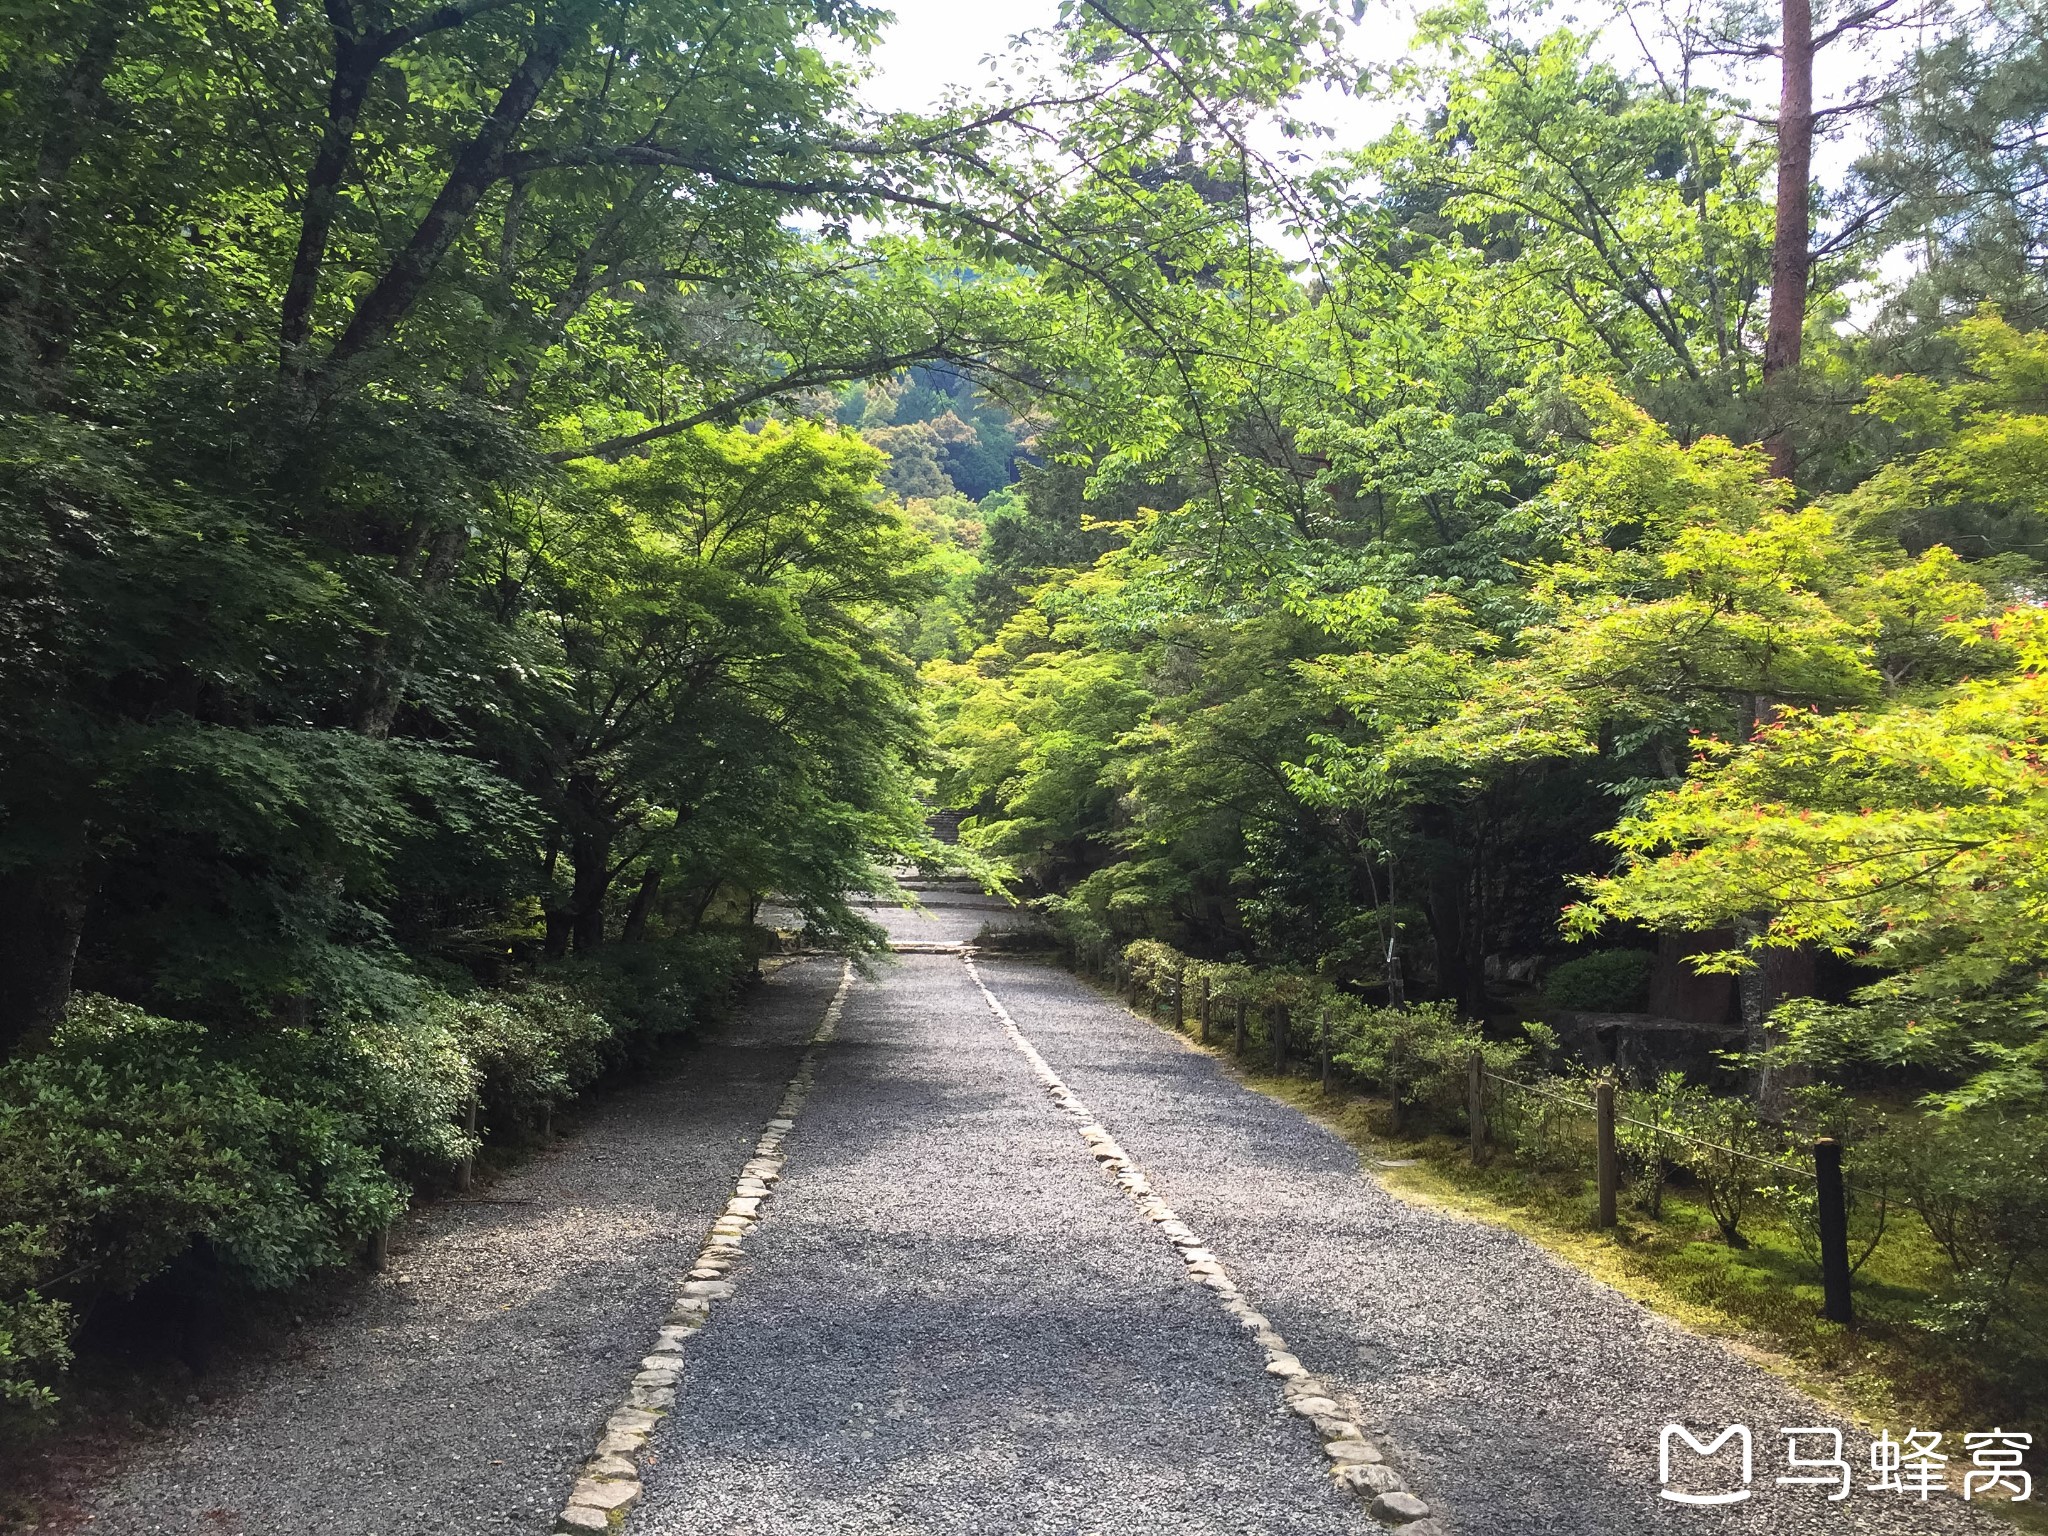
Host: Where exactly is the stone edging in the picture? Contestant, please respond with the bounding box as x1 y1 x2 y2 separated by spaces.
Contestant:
552 958 853 1534
960 950 1446 1534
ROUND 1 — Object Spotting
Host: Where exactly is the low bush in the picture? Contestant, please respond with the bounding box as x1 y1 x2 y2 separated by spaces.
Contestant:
1331 999 1491 1120
429 982 613 1131
1893 1112 2048 1346
1098 937 2048 1427
1543 949 1655 1012
0 998 416 1410
0 934 759 1415
559 931 755 1050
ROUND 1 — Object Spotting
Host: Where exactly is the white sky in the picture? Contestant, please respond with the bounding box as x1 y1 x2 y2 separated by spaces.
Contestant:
855 0 1901 156
855 0 1406 148
857 0 1063 114
848 0 1909 282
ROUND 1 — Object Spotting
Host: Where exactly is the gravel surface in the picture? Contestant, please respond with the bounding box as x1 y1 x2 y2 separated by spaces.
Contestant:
78 962 841 1536
974 957 2012 1536
71 950 2016 1536
632 953 1371 1536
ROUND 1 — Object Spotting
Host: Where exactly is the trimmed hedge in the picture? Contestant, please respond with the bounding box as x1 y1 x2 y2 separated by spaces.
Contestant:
1543 949 1655 1012
0 934 757 1413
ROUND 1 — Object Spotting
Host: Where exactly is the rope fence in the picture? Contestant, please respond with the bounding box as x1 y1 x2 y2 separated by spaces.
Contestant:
1482 1070 1817 1184
1083 938 1861 1327
1474 1065 1855 1324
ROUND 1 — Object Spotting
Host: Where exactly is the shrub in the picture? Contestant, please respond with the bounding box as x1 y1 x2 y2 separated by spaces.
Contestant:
0 934 761 1414
427 982 613 1130
0 996 421 1409
1332 1000 1473 1113
1616 1072 1688 1217
1894 1112 2048 1343
1122 940 1186 1001
0 1225 68 1411
1665 1088 1786 1247
1544 949 1655 1012
559 932 752 1050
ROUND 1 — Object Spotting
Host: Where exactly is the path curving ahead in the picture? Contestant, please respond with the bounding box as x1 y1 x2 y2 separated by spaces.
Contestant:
78 926 2008 1536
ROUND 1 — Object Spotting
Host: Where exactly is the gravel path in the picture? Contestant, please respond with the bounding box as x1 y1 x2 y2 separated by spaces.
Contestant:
71 940 2016 1535
631 952 1370 1536
972 957 2010 1536
78 962 840 1536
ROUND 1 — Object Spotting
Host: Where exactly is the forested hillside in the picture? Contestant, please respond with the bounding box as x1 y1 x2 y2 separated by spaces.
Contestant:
2 0 2046 1463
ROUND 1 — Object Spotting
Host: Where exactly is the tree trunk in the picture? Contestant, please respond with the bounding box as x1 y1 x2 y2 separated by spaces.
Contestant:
1762 0 1814 480
0 7 122 407
688 883 720 930
280 31 378 359
350 526 470 738
326 20 575 367
567 831 612 952
542 908 574 960
1423 859 1484 1017
545 772 615 955
0 849 97 1058
1736 917 1818 1117
620 864 661 943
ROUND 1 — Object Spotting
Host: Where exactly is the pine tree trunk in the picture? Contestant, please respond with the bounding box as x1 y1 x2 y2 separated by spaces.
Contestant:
1763 0 1814 480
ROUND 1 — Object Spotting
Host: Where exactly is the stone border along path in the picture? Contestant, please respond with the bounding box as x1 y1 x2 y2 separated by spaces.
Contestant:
960 951 1445 1535
552 959 853 1535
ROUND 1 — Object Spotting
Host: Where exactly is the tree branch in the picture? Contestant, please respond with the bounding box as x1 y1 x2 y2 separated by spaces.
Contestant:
544 346 987 462
324 10 578 368
282 0 515 363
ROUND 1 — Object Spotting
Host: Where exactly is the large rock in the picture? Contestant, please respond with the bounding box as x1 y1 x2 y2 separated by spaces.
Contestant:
1369 1490 1432 1523
1337 1463 1401 1495
568 1478 641 1512
1325 1439 1382 1465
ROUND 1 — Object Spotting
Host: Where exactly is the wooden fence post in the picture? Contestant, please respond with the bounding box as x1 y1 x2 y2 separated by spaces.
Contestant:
1273 1003 1289 1074
1319 1008 1332 1092
1233 998 1246 1056
1198 976 1212 1045
1815 1138 1854 1326
1172 967 1185 1032
1467 1052 1485 1164
367 1224 389 1272
456 1093 479 1194
1595 1077 1618 1228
